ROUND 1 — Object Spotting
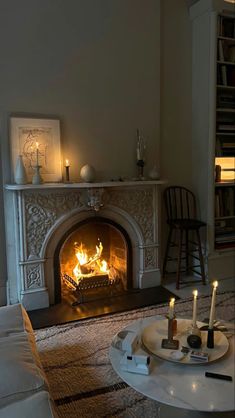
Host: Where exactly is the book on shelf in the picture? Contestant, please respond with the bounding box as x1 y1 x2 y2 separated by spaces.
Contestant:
218 39 225 61
222 142 235 148
215 242 235 249
215 193 220 218
228 44 235 63
215 233 235 243
217 124 235 131
214 187 235 218
223 187 235 216
221 65 227 86
227 67 235 86
217 90 235 108
218 16 235 38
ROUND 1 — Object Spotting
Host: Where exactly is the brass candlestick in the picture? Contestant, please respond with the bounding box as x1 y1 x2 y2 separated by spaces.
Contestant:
65 165 70 182
161 316 179 350
137 159 144 179
207 327 214 348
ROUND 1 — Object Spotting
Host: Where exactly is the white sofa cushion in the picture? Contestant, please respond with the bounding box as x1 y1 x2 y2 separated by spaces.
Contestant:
0 333 47 408
0 391 57 418
0 303 33 336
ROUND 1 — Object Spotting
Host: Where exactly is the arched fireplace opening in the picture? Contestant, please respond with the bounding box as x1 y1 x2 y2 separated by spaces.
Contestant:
54 217 132 305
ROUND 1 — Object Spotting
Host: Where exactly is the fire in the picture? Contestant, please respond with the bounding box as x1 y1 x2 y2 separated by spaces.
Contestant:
73 240 110 282
75 243 88 266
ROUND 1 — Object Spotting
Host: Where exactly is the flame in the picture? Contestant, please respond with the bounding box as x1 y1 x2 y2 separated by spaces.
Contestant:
73 241 109 281
75 243 88 265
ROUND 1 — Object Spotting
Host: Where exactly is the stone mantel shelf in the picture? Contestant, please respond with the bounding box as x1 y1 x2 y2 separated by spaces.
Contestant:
4 179 167 191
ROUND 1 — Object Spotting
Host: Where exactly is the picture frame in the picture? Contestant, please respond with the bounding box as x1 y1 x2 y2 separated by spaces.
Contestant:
10 116 62 183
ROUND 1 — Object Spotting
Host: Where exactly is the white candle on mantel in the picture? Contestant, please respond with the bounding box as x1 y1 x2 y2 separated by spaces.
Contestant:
168 298 175 319
192 290 198 328
36 142 39 166
209 281 218 329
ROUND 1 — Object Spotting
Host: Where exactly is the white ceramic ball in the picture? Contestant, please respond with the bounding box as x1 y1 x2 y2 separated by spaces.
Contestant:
80 164 96 182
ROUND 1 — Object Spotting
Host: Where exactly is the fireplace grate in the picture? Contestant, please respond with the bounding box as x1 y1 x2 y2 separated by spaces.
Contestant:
62 273 121 305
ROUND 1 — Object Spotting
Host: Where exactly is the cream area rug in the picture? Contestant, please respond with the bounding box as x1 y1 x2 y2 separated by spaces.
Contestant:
35 291 235 418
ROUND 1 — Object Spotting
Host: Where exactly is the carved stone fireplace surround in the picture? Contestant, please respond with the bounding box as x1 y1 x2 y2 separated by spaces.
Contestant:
4 180 165 310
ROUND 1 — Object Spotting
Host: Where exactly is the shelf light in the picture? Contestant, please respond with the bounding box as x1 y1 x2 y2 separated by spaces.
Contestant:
215 157 235 181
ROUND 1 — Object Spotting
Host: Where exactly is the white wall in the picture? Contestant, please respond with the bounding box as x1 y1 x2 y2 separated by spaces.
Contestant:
0 0 160 182
0 0 193 305
0 0 161 304
160 0 193 188
159 0 193 259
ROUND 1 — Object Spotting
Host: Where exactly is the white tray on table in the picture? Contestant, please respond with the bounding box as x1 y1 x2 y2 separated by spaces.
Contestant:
141 318 229 365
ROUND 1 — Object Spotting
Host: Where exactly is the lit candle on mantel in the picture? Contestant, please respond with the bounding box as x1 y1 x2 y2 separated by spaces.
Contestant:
209 281 218 329
36 142 39 166
192 290 198 328
65 159 70 167
168 298 175 319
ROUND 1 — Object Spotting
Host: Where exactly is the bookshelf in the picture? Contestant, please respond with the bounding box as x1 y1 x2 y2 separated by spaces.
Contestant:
215 13 235 250
190 0 235 281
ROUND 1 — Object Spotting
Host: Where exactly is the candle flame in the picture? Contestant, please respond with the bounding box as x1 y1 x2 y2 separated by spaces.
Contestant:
193 290 198 297
65 159 70 167
213 280 218 288
170 297 175 306
36 142 39 149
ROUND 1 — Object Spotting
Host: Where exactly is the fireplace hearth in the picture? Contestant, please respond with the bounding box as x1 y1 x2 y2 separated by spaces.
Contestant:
4 180 165 310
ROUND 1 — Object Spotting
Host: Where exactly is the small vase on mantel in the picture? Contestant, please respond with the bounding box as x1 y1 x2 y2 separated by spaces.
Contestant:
149 165 159 180
14 155 27 185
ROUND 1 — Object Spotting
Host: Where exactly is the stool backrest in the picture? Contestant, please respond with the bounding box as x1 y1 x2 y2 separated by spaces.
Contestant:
164 186 197 221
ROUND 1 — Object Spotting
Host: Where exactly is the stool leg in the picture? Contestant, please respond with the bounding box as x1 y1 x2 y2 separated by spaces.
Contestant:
163 227 173 278
185 230 189 274
196 229 206 285
176 229 183 290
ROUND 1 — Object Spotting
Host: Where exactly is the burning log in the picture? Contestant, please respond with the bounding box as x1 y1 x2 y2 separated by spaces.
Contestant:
80 264 93 275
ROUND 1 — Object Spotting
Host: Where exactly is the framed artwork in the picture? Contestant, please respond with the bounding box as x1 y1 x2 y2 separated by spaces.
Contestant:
10 116 62 182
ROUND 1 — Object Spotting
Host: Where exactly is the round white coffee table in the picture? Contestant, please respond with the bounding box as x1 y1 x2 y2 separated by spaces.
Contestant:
109 315 235 416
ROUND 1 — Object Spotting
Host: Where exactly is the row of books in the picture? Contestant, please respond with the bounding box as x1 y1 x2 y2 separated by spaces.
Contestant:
217 65 235 86
215 187 235 218
216 138 235 157
217 90 235 108
215 233 235 244
216 110 235 134
218 39 235 63
217 16 235 39
215 218 235 247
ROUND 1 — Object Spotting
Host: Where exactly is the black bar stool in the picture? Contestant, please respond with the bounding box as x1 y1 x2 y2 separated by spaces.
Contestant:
162 186 206 289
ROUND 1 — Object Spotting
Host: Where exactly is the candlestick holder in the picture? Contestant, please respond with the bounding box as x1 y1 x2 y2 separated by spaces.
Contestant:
207 327 214 349
190 323 201 337
137 159 144 179
65 165 70 182
32 165 43 185
161 316 179 350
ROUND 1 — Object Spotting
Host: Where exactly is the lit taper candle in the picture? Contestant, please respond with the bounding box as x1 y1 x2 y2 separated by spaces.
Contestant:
209 281 218 329
168 298 175 319
192 290 198 328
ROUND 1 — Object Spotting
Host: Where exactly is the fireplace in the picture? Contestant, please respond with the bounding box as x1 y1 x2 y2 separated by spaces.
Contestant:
54 217 132 304
4 180 165 310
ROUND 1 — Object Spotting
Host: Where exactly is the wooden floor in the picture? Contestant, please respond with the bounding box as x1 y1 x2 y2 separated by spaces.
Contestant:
29 286 178 329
